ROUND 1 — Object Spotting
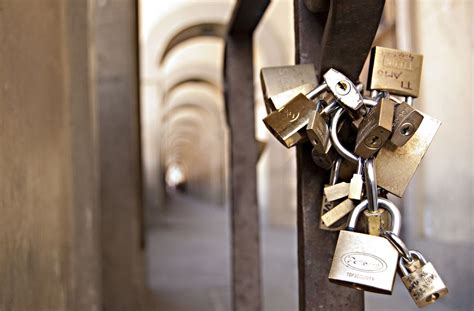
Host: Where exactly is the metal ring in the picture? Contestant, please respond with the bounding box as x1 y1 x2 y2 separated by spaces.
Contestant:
364 158 378 212
347 198 401 235
383 231 413 262
330 108 359 163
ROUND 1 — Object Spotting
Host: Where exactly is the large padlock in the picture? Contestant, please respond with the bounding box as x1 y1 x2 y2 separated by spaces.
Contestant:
375 112 441 197
328 198 401 294
367 46 423 97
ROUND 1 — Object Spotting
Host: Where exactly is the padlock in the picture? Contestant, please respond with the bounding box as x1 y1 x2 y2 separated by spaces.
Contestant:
367 46 423 97
390 102 424 147
320 158 351 231
307 109 330 154
399 250 448 308
260 64 316 104
348 158 363 200
354 97 395 159
266 83 315 113
263 93 315 148
375 112 441 197
328 198 401 294
323 68 364 111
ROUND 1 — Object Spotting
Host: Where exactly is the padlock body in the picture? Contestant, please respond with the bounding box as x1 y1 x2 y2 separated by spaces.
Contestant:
375 113 441 197
260 64 316 101
329 230 398 294
311 143 336 170
319 187 348 231
266 83 315 113
324 69 364 110
390 102 424 147
367 46 423 97
263 93 315 148
401 262 448 308
321 199 354 227
354 98 394 158
307 110 329 153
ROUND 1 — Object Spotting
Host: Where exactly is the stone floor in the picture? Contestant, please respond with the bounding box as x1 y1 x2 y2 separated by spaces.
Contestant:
145 194 470 311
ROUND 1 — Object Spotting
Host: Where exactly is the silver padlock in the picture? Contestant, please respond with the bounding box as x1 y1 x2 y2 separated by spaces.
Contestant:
328 198 401 294
399 250 448 308
323 69 364 111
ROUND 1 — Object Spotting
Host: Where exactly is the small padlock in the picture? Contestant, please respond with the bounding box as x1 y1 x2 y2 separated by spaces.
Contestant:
263 93 315 148
323 68 364 111
399 250 448 308
328 198 401 294
390 102 424 147
348 158 363 200
307 109 330 154
367 46 423 97
320 158 350 231
354 97 395 159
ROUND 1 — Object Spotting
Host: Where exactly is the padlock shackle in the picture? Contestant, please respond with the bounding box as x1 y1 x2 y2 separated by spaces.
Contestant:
306 82 328 100
384 231 412 262
330 108 359 163
329 158 342 185
399 250 428 276
364 158 378 212
347 198 401 235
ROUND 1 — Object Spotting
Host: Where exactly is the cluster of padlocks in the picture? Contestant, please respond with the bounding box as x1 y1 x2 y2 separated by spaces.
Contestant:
260 47 448 308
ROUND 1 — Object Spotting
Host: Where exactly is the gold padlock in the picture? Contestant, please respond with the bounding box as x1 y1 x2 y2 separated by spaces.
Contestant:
375 112 441 197
399 250 448 308
263 93 315 148
367 46 423 97
266 83 315 113
328 198 401 294
390 102 424 147
260 64 317 112
354 98 395 159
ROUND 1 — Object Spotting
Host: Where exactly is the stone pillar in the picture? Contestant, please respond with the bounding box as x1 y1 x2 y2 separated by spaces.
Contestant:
0 0 101 310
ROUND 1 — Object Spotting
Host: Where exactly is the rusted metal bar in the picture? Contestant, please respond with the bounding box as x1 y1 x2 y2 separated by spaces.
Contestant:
294 0 385 310
224 1 270 310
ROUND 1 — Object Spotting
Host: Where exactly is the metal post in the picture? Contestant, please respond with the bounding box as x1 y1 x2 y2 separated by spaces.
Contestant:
224 1 270 310
294 0 385 310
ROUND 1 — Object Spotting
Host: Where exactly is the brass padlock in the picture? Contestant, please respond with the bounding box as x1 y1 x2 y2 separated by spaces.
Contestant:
354 98 395 159
399 250 448 308
375 112 441 197
328 198 401 294
307 109 330 154
260 64 316 104
390 102 424 147
367 46 423 97
266 83 315 113
263 93 315 148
